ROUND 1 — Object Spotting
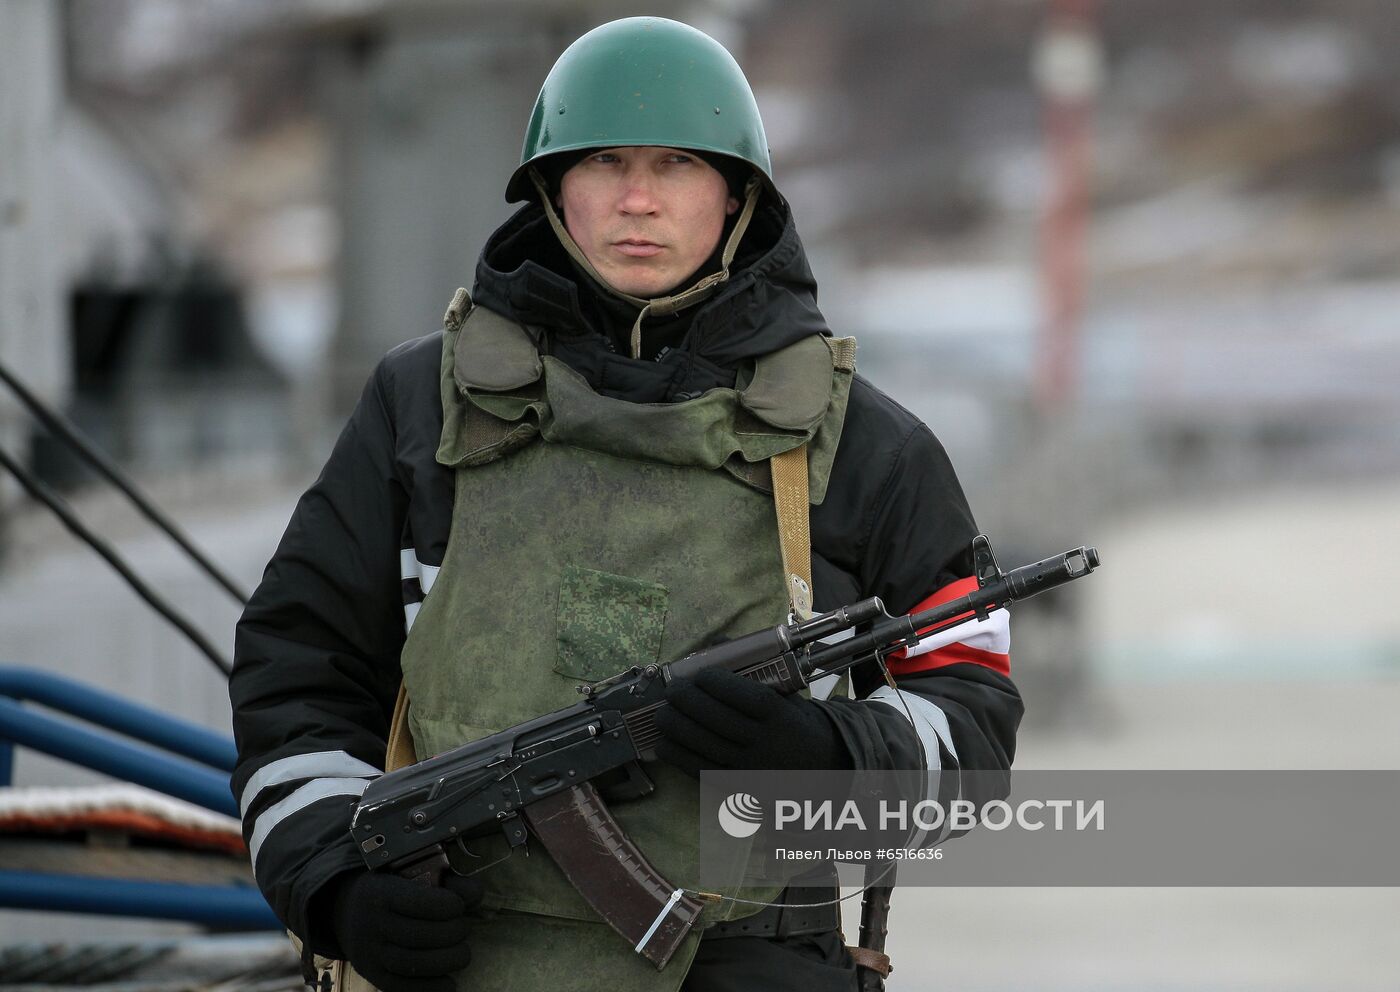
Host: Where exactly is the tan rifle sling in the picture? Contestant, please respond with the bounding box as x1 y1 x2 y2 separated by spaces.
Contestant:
384 683 417 772
769 443 814 620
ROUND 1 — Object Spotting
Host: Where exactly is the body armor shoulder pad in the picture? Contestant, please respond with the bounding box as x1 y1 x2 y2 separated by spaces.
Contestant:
739 335 856 432
452 303 543 394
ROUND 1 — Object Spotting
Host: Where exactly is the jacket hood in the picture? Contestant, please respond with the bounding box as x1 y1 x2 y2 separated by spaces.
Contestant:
470 195 830 402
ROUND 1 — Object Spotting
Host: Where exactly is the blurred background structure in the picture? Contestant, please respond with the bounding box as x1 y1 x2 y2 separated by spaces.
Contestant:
1 0 1397 987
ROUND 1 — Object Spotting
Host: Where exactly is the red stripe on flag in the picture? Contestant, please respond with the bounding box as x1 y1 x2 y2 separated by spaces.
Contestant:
887 576 1011 676
890 576 981 650
914 575 981 611
888 642 1012 677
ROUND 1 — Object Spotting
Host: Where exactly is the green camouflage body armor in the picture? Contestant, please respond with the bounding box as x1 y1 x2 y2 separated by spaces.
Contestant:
396 302 852 991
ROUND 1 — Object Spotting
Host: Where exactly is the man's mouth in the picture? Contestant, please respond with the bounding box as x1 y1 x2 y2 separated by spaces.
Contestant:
613 239 664 258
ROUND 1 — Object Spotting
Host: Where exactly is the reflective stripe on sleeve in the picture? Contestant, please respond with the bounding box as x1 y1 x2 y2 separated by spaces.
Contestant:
399 548 440 594
247 777 372 870
239 750 380 819
866 686 958 770
866 686 961 847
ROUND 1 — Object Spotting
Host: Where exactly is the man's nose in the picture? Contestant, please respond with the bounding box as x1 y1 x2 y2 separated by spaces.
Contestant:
617 170 660 215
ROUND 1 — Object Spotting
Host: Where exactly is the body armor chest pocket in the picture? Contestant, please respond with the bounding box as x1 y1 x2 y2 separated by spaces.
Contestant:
555 564 669 682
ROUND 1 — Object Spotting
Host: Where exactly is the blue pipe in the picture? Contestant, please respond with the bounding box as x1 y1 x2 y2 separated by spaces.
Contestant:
0 697 237 816
0 871 280 930
0 666 236 771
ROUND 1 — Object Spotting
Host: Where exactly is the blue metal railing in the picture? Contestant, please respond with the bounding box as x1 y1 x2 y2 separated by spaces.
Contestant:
0 870 279 930
0 698 238 815
0 665 279 930
0 666 237 816
0 667 237 775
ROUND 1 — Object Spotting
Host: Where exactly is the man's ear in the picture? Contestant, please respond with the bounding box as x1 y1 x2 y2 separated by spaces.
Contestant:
726 196 740 216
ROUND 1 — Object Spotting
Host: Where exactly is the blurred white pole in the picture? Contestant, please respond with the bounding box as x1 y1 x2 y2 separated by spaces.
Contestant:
0 0 68 521
1032 0 1102 416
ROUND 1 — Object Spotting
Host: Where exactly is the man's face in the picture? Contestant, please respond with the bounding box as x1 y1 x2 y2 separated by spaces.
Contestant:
557 146 740 298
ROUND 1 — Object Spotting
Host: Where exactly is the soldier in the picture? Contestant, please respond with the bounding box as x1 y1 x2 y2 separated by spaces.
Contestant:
230 17 1021 992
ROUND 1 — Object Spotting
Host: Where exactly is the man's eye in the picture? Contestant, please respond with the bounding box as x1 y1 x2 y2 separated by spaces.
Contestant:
593 153 619 164
668 154 693 164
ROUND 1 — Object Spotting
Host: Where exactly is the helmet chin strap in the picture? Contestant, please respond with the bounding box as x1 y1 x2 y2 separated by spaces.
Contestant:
531 167 762 359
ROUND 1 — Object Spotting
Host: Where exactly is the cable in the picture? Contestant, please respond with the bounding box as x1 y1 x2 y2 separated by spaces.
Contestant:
686 859 897 911
0 444 233 678
0 359 250 605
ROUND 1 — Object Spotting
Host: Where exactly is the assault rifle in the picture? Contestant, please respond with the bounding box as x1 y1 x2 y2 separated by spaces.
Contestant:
350 536 1099 969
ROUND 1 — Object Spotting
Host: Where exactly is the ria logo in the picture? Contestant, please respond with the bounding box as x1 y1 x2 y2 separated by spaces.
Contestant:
717 793 764 839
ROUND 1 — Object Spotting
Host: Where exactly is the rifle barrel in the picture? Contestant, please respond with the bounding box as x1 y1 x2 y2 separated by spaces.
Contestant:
803 545 1099 681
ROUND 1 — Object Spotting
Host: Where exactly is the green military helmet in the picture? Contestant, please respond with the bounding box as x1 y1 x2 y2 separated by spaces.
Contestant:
506 16 773 202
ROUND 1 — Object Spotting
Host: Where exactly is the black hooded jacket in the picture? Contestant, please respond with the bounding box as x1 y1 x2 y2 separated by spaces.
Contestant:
229 195 1023 953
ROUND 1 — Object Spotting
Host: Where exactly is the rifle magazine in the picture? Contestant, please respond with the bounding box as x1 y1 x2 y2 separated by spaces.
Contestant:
521 780 704 969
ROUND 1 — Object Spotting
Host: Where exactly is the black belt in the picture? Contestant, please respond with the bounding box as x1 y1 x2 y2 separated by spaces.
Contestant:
701 882 842 940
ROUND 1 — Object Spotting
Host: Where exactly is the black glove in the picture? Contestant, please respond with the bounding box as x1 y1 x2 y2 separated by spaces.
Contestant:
654 668 854 777
328 869 484 992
